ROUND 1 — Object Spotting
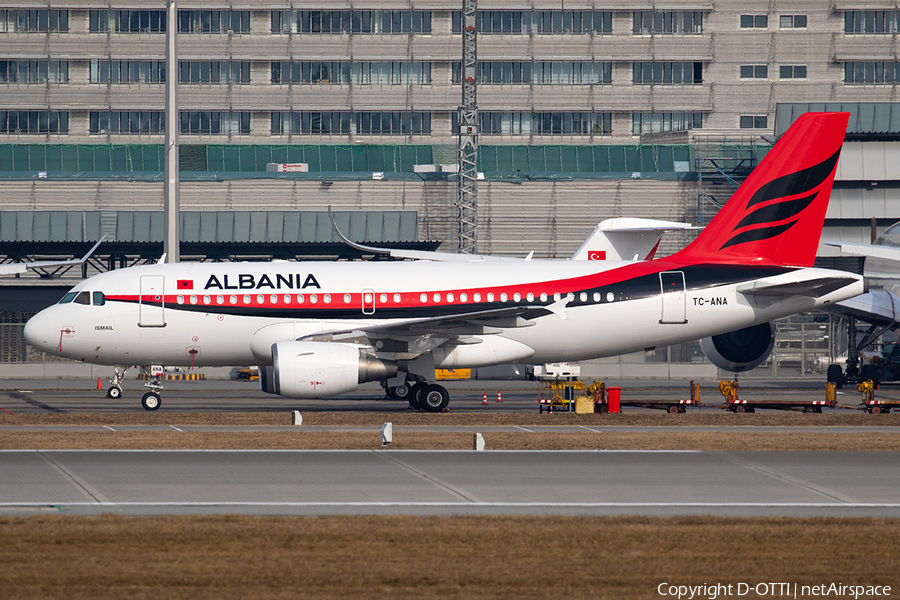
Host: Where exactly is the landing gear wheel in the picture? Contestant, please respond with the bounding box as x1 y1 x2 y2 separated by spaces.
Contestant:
419 384 450 413
826 364 843 389
408 383 426 410
107 385 122 400
141 391 161 411
388 383 411 401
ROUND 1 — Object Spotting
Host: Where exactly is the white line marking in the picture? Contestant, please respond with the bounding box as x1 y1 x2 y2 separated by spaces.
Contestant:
170 425 184 432
103 426 116 432
2 501 900 508
514 426 534 433
580 426 602 433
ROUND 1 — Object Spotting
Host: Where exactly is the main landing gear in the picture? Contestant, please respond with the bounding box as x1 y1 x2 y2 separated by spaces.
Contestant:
383 376 450 412
141 374 164 411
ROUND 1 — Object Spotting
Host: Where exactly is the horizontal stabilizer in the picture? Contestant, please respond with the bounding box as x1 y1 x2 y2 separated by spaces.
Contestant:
824 241 900 262
737 276 861 298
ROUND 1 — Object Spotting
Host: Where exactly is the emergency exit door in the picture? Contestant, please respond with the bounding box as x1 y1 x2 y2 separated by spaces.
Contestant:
659 271 687 324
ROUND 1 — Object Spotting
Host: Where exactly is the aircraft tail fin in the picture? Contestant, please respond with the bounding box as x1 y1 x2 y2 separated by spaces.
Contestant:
672 112 849 268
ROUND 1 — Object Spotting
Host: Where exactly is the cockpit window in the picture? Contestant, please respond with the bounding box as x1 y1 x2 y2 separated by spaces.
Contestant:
59 292 78 304
73 291 91 305
92 292 105 306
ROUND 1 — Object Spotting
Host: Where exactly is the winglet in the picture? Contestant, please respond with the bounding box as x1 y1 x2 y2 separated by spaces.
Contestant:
0 234 107 275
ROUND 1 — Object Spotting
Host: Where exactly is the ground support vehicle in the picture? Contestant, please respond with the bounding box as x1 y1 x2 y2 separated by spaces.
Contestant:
718 380 837 413
538 380 591 413
862 399 899 414
541 381 700 414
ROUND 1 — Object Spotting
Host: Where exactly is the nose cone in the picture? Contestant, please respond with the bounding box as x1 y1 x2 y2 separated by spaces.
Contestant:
24 309 58 354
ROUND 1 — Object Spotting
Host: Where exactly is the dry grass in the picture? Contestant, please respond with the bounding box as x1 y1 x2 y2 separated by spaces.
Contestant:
2 410 899 428
1 430 899 451
1 515 898 599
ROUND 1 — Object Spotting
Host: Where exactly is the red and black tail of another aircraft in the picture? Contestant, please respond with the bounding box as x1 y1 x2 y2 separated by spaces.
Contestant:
673 112 849 268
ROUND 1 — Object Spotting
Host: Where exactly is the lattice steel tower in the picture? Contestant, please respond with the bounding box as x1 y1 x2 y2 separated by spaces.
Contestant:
457 0 478 254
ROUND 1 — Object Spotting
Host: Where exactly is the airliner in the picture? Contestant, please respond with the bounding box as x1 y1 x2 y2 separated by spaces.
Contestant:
23 112 866 411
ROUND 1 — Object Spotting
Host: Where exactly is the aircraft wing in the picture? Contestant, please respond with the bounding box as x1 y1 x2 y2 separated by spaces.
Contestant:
300 302 567 358
824 241 900 261
0 237 106 275
737 276 862 298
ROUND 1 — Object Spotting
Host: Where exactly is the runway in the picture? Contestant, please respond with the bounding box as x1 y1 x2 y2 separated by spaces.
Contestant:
2 449 898 517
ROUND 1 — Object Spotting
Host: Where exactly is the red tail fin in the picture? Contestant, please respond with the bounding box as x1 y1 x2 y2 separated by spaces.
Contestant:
673 112 848 267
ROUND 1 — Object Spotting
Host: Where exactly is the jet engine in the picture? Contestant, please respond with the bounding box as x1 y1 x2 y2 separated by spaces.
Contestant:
271 341 397 398
699 322 775 373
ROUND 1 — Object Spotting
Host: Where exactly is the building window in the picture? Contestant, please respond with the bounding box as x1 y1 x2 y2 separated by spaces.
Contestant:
633 62 703 85
452 112 611 135
272 61 431 85
779 65 807 79
272 112 431 136
180 111 250 135
179 62 250 84
740 116 768 129
89 10 165 33
779 15 807 28
740 65 767 79
0 110 68 134
844 62 900 85
90 60 165 83
271 112 351 135
633 11 703 35
740 15 768 29
90 111 164 134
844 11 900 34
453 61 611 85
632 112 702 135
0 9 68 32
178 10 249 33
452 11 612 34
272 11 431 34
0 60 68 83
356 112 431 135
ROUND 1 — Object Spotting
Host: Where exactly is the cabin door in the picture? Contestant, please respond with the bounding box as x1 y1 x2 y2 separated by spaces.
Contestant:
139 275 166 327
659 271 687 324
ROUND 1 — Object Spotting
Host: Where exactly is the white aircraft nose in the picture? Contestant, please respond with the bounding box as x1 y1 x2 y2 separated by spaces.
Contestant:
24 310 58 354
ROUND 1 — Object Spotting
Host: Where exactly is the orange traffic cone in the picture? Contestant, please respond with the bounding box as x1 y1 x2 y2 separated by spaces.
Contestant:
496 391 502 403
96 377 102 390
482 393 488 405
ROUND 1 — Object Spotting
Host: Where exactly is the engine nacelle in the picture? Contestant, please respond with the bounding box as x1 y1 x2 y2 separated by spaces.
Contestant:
272 341 397 398
700 322 775 373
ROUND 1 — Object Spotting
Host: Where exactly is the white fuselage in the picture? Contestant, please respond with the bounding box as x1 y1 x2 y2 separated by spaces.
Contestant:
24 258 865 371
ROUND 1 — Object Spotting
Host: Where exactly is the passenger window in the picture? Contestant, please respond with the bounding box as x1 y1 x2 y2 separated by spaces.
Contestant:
73 291 91 305
59 292 78 304
92 292 105 306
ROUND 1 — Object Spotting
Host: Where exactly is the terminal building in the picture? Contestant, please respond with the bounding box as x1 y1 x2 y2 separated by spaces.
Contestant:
1 2 899 379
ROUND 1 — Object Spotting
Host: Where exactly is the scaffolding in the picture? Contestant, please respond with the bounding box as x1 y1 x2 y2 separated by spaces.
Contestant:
692 135 764 225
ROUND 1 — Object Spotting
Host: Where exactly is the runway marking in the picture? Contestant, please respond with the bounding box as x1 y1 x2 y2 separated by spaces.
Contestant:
374 452 483 503
35 451 110 504
9 392 64 413
103 426 116 432
514 426 534 433
3 501 900 508
712 452 859 503
170 426 184 432
580 426 602 433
